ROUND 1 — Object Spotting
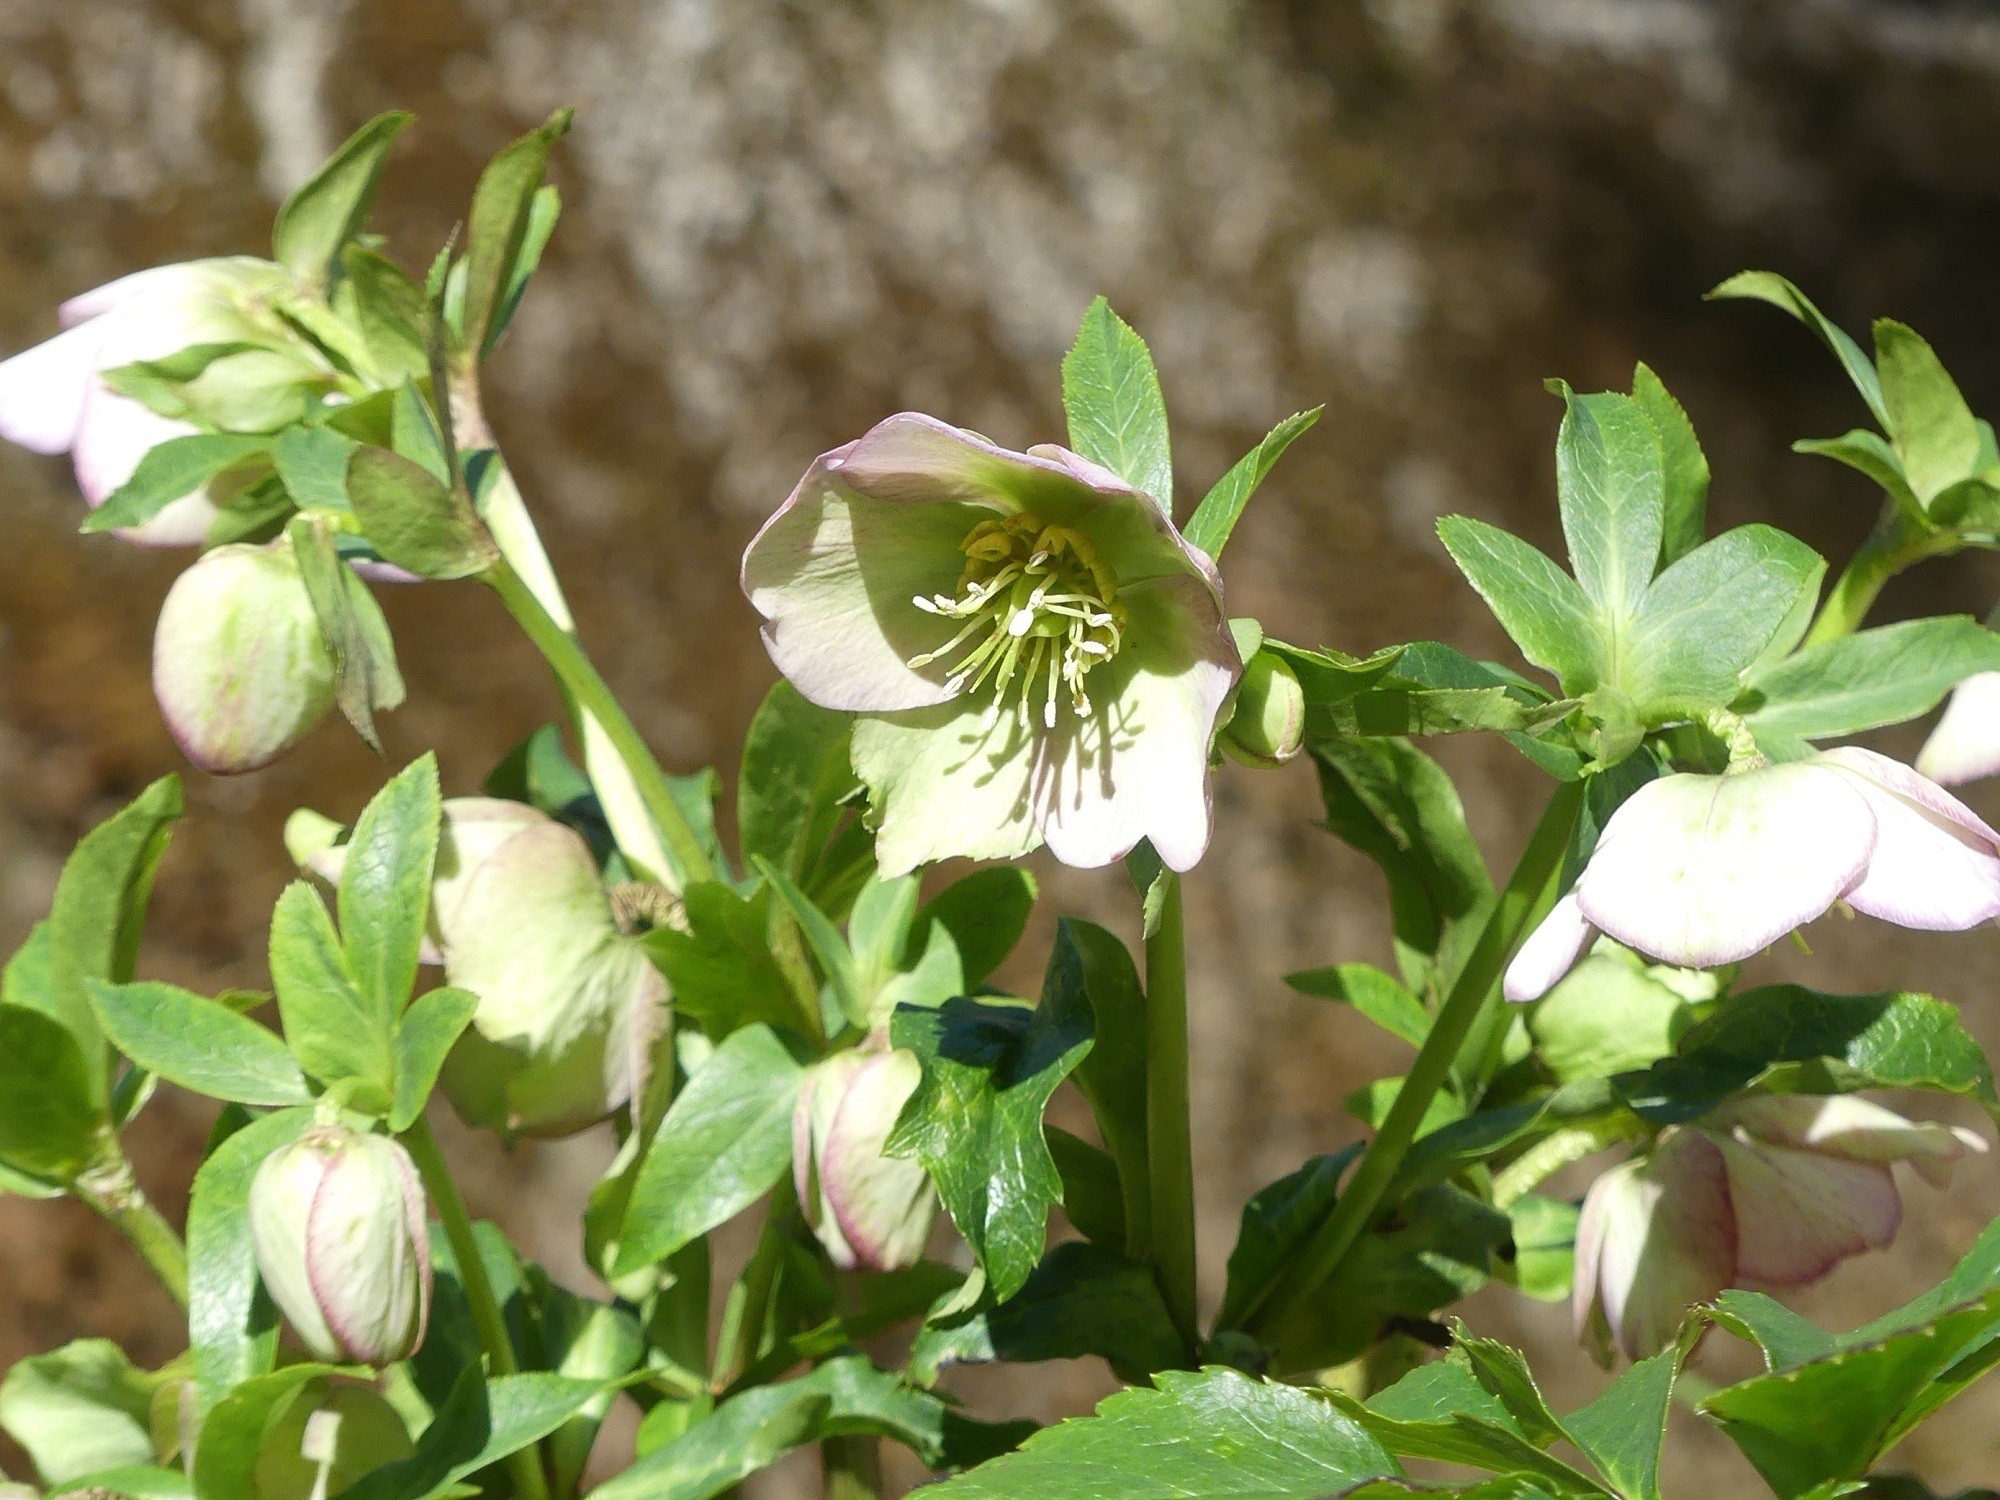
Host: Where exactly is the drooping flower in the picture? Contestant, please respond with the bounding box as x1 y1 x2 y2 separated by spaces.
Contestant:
794 1043 936 1272
1506 746 2000 1001
1918 672 2000 787
0 258 324 544
152 535 338 774
300 797 667 1136
741 413 1243 875
249 1125 432 1366
1575 1094 1984 1364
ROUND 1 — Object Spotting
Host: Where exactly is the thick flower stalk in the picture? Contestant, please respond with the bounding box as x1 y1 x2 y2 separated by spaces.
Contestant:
1575 1094 1984 1364
0 258 325 544
793 1043 936 1272
1506 746 2000 1001
1918 672 2000 787
742 413 1242 874
248 1126 432 1367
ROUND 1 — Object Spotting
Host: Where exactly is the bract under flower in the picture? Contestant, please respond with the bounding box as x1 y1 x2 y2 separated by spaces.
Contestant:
1506 746 2000 1001
742 413 1242 875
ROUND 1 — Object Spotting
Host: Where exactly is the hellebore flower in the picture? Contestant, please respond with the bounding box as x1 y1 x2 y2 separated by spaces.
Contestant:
153 535 338 774
249 1125 432 1366
301 798 667 1136
1574 1094 1984 1364
1506 746 2000 1001
1918 672 2000 787
0 258 319 544
794 1044 936 1272
742 413 1242 875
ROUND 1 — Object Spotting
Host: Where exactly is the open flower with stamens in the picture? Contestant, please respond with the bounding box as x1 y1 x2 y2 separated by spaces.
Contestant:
1505 746 2000 1002
742 413 1242 874
1575 1095 1984 1364
1918 672 2000 787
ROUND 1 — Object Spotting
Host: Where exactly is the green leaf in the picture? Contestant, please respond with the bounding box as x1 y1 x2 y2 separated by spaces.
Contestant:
1287 964 1430 1049
1623 525 1825 710
1497 1194 1577 1303
1527 953 1691 1086
1046 1127 1126 1248
1708 272 1889 430
1392 1079 1620 1198
391 380 452 486
888 990 1094 1301
1184 407 1322 557
271 111 412 282
462 109 574 357
493 184 562 352
339 754 442 1021
81 434 270 534
272 421 359 512
737 679 857 883
1436 515 1603 693
269 880 393 1105
289 513 405 749
756 857 866 1030
187 1106 314 1407
1264 640 1406 705
1565 1340 1688 1500
919 1368 1399 1499
642 884 801 1040
1617 984 1996 1124
189 1364 337 1500
1550 385 1665 626
50 1464 191 1497
1217 1147 1358 1332
345 443 496 579
912 867 1037 992
911 1241 1183 1386
391 986 479 1132
87 979 310 1107
0 1338 163 1484
1044 919 1148 1254
1631 363 1709 566
1743 616 2000 747
341 245 429 381
614 1023 803 1273
339 1369 605 1500
1061 296 1173 512
1875 319 1980 505
0 1004 102 1177
1705 1290 1836 1373
1793 429 1919 513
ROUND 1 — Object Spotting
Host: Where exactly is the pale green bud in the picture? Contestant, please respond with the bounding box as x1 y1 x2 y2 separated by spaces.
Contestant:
1220 647 1305 767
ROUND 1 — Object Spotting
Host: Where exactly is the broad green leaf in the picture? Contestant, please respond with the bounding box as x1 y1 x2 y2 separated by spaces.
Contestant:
1310 681 1573 740
1046 1127 1126 1248
1705 1290 1836 1373
87 979 310 1107
756 857 866 1031
391 380 452 486
1708 272 1888 429
338 754 442 1021
1287 964 1430 1049
1618 985 1997 1124
391 986 479 1132
1623 525 1824 710
1045 919 1148 1256
1436 515 1603 692
1794 430 1921 518
910 1241 1182 1386
919 1368 1399 1499
81 435 270 534
1184 407 1322 557
1631 363 1709 565
1527 953 1691 1086
0 1338 161 1484
1876 319 1980 505
269 881 393 1104
491 185 562 349
1217 1147 1358 1332
1550 385 1664 625
189 1364 338 1500
46 776 182 1102
1340 1353 1604 1492
289 513 405 749
49 1464 190 1497
911 867 1038 991
1392 1079 1620 1198
737 679 856 882
339 1369 604 1500
272 421 359 513
1496 1194 1577 1303
341 245 429 381
345 444 496 579
1565 1341 1686 1500
888 989 1094 1301
186 1106 314 1407
614 1023 802 1273
0 1004 101 1177
643 884 802 1040
462 109 573 357
1743 615 2000 747
271 111 411 282
1061 296 1173 512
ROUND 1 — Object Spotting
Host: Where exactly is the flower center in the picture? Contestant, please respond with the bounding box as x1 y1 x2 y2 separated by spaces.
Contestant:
908 514 1126 728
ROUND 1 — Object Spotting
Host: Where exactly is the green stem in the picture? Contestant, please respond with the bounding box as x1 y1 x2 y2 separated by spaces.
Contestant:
714 1193 798 1389
821 1435 883 1500
1144 870 1199 1353
1804 508 1962 647
75 1153 187 1309
1240 780 1588 1341
1490 1115 1644 1209
401 1115 552 1500
485 558 718 888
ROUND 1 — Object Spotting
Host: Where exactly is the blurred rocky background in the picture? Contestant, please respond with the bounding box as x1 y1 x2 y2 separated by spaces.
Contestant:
7 0 2000 1490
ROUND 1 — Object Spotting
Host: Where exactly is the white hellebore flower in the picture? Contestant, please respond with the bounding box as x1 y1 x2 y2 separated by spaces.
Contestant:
0 258 316 544
1575 1094 1984 1364
1918 672 2000 787
793 1044 936 1272
249 1126 432 1366
742 413 1243 875
1506 746 2000 1002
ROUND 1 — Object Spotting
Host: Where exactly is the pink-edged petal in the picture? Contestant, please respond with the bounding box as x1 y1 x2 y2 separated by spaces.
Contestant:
822 1049 934 1273
1918 672 2000 787
1036 576 1240 872
73 382 219 545
1715 1094 1987 1190
1576 1132 1735 1364
0 319 108 454
1505 892 1596 1002
1817 746 2000 930
795 1052 867 1268
1709 1131 1900 1287
1575 764 1874 969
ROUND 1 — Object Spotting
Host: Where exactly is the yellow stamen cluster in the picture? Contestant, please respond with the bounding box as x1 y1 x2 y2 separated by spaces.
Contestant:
909 515 1125 729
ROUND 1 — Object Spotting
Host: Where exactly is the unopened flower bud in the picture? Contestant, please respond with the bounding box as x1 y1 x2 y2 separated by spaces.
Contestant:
249 1126 431 1366
1221 647 1305 767
793 1046 935 1272
153 537 336 774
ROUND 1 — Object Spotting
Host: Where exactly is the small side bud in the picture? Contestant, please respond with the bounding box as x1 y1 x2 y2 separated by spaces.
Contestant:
1220 647 1305 767
249 1126 431 1366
